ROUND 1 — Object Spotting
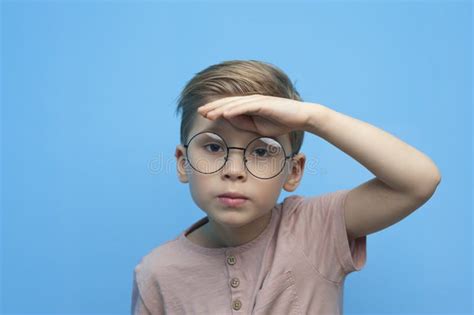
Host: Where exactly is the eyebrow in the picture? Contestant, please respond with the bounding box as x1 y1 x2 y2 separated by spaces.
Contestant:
203 126 289 146
203 125 263 140
197 126 290 152
204 125 227 133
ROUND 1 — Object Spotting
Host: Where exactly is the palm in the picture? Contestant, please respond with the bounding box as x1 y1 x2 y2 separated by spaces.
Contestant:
226 114 293 137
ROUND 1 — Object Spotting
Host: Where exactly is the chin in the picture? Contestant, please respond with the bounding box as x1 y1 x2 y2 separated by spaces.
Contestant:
210 209 255 228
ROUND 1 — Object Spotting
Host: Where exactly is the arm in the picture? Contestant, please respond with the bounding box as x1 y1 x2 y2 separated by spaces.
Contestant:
131 269 164 315
131 273 153 315
303 104 442 241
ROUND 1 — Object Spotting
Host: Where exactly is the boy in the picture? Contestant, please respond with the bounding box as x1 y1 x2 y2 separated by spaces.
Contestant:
131 60 441 314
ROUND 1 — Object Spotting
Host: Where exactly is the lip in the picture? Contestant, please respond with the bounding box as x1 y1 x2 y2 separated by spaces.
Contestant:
218 192 249 199
218 196 248 207
217 192 249 207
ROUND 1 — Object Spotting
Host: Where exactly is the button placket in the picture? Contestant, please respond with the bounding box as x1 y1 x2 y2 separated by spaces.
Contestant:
226 253 243 312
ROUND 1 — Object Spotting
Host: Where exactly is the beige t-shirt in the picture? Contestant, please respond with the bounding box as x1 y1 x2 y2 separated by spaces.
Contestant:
131 189 367 314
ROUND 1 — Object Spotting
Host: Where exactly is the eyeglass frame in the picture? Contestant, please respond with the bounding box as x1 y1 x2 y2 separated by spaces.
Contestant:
183 130 297 180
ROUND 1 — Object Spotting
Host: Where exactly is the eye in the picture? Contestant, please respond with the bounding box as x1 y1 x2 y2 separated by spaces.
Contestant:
252 148 268 157
204 143 224 153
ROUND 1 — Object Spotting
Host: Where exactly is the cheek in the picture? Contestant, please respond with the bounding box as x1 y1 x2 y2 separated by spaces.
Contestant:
188 174 213 210
249 181 284 210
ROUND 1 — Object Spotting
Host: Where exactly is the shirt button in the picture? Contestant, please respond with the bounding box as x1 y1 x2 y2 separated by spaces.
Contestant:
232 299 242 310
230 277 240 288
226 255 236 265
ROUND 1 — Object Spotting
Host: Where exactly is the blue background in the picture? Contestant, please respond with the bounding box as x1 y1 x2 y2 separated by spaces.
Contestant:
1 0 471 314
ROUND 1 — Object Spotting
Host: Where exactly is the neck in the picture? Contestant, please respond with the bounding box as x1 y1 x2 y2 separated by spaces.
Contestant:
202 210 273 248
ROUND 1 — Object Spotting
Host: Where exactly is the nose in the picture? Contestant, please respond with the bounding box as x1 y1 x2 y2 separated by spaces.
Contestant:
221 148 247 180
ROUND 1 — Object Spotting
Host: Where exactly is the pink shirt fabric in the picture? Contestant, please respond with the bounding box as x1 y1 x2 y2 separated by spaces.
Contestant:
131 189 367 314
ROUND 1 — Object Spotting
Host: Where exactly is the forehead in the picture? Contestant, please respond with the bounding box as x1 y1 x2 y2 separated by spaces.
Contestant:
189 114 291 148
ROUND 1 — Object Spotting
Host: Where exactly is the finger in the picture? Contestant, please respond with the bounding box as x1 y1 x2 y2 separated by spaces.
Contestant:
207 97 262 120
198 95 260 116
204 103 241 120
197 96 241 116
225 115 258 133
199 100 238 119
222 102 264 119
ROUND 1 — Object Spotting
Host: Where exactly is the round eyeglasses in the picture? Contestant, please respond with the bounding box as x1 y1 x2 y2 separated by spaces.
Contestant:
183 131 296 180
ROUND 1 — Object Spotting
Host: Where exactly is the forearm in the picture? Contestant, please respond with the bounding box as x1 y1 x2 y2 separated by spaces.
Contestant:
303 103 441 196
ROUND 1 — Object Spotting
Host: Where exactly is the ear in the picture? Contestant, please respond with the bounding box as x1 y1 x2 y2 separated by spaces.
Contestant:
175 144 190 183
283 153 306 192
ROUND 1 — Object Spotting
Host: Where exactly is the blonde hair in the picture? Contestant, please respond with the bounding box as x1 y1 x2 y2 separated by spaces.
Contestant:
175 60 305 154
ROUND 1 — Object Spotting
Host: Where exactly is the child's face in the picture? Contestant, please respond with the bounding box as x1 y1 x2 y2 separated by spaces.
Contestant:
175 114 306 228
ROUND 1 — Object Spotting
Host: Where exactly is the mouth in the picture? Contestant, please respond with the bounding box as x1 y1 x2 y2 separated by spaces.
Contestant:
217 192 249 207
218 196 248 207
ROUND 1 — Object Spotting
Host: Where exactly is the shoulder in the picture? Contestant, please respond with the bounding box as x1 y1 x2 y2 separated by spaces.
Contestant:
279 190 350 225
279 192 322 217
280 194 305 214
133 238 184 281
281 190 350 211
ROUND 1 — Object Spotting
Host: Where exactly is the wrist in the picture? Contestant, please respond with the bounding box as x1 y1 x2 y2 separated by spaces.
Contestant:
302 102 332 136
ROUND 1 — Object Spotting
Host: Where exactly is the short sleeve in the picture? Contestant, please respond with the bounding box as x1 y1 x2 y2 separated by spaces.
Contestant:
285 189 367 283
131 262 165 315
